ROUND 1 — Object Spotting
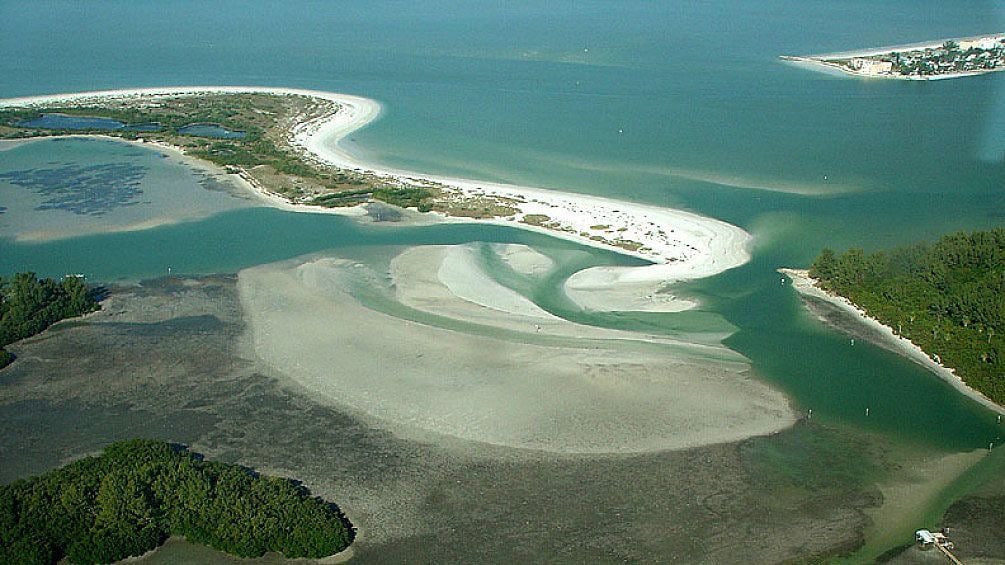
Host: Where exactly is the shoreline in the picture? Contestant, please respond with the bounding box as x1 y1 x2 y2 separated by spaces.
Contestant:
808 32 1004 59
0 86 751 290
780 268 1005 417
780 56 1005 81
781 32 1005 81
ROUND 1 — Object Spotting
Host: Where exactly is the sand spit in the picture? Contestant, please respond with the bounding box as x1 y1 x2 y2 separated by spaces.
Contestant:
436 244 553 319
781 268 1005 417
392 243 724 347
564 266 698 313
240 253 793 454
0 86 751 295
490 242 555 277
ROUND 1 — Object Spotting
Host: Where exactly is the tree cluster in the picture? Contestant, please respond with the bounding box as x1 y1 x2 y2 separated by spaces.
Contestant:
809 229 1005 403
0 440 354 564
0 272 100 368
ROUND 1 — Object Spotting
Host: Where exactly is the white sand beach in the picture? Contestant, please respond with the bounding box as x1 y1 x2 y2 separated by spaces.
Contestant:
490 242 555 277
392 243 728 347
0 86 752 299
240 253 794 454
781 268 1005 416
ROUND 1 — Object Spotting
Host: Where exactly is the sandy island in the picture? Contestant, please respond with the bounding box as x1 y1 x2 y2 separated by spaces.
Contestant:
781 268 1005 417
0 87 751 310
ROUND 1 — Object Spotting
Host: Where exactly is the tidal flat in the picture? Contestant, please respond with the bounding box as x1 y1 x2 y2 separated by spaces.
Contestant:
0 273 976 563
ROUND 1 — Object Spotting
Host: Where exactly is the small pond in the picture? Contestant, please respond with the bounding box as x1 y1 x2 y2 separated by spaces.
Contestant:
16 113 162 132
176 123 246 139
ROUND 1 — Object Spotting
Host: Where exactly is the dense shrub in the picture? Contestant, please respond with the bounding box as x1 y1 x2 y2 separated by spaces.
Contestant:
0 440 353 564
810 229 1005 403
0 272 100 359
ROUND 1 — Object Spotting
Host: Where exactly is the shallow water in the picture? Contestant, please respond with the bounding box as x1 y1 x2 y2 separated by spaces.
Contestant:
0 138 252 241
2 0 1005 561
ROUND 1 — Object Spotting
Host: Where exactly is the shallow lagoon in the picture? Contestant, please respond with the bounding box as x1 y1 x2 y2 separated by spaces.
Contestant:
2 0 1005 561
0 137 252 241
16 113 162 131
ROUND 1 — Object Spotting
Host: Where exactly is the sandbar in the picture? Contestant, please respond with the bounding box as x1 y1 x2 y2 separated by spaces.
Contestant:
239 252 794 454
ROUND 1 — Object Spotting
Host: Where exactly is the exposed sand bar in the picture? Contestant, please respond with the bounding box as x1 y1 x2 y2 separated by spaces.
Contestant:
240 253 794 454
1 87 751 301
490 242 554 277
393 243 726 347
781 268 1005 417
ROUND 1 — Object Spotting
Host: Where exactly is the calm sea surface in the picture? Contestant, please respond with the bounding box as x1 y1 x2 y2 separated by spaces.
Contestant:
2 1 1004 560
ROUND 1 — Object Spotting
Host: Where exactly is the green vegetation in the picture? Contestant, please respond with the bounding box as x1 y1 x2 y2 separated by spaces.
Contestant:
310 185 434 210
810 229 1005 404
373 186 433 211
0 272 100 369
0 440 353 564
0 93 440 212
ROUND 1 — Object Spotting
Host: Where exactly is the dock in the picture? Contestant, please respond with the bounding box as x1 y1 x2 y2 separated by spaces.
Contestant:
916 529 963 564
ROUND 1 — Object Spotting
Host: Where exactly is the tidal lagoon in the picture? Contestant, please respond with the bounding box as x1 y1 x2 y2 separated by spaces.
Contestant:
2 1 1004 562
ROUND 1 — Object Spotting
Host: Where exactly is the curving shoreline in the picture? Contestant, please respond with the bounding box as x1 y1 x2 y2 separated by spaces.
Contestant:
0 86 751 294
781 268 1005 416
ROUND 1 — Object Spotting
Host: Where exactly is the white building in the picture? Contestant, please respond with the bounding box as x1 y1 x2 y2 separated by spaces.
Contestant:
960 35 1005 50
850 58 894 74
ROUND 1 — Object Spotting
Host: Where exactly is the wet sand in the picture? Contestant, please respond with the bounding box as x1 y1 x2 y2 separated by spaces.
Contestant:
240 251 794 454
0 276 890 562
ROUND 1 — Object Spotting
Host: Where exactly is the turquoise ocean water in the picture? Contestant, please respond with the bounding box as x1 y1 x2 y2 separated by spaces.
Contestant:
2 1 1005 559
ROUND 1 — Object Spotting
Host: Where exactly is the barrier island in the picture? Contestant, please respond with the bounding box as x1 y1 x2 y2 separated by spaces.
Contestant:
783 33 1005 80
0 87 751 296
0 440 354 564
791 229 1004 408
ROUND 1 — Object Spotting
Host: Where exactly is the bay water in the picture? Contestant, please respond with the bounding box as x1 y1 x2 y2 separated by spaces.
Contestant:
2 1 1004 560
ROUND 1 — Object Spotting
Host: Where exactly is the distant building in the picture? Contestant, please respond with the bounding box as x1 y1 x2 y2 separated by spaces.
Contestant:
960 35 1005 50
850 58 893 74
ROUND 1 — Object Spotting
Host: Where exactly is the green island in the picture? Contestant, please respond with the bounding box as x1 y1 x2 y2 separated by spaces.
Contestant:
0 93 513 217
0 272 100 369
809 228 1004 404
0 439 353 564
